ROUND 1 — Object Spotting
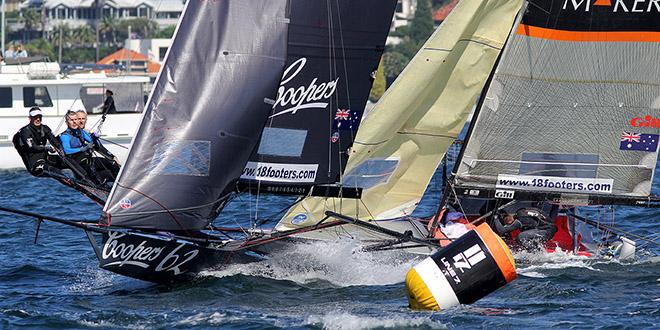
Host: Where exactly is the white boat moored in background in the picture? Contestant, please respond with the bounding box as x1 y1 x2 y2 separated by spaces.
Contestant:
0 58 149 169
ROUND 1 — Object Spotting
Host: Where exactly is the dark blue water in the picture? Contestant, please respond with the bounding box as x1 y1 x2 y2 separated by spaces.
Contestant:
0 168 658 329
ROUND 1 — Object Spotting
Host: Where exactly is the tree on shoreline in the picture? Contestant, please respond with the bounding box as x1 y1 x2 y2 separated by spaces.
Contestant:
382 0 434 84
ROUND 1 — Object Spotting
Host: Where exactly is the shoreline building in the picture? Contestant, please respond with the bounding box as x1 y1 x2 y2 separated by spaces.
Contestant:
18 0 185 31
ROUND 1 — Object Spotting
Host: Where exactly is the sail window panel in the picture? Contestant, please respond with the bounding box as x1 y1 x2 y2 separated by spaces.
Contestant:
342 158 399 189
79 86 105 114
23 87 53 108
0 88 11 108
257 127 307 157
519 153 599 179
149 140 211 177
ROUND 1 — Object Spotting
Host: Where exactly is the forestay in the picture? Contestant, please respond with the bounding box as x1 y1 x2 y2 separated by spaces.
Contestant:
239 0 397 195
454 0 660 199
103 0 289 230
276 0 524 229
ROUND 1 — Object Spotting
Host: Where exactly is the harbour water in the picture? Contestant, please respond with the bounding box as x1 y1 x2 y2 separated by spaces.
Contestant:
0 168 658 329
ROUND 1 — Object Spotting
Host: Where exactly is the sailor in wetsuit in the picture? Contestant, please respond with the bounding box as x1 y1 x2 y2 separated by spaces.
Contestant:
12 107 64 176
59 110 112 185
493 208 558 249
75 109 120 179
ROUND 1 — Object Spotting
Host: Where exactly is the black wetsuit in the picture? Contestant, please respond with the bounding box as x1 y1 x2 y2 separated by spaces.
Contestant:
13 123 63 176
103 95 116 114
494 208 558 249
90 133 120 182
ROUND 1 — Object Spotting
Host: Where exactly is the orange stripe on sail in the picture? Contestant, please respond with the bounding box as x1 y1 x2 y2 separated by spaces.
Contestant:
517 24 660 42
593 0 612 6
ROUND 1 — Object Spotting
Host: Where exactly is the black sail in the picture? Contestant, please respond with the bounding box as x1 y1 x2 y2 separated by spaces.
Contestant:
103 0 289 230
239 0 397 195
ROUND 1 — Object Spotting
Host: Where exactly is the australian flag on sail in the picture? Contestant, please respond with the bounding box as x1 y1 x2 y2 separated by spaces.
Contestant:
620 132 659 152
332 108 361 131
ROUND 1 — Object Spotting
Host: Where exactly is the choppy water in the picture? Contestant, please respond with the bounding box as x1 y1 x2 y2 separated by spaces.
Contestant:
0 168 658 329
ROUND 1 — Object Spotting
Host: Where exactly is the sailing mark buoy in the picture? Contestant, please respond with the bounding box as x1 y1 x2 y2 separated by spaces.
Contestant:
406 223 517 310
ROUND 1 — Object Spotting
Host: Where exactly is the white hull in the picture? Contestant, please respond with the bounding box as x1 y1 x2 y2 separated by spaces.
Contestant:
0 62 148 170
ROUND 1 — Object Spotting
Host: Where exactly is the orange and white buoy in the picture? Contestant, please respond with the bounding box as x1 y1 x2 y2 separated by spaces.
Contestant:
406 223 517 310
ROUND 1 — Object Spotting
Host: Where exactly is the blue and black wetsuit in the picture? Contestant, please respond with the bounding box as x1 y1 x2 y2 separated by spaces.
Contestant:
60 128 94 155
59 128 120 184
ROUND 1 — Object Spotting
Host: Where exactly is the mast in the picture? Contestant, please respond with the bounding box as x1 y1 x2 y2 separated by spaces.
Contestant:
1 0 5 57
430 2 527 230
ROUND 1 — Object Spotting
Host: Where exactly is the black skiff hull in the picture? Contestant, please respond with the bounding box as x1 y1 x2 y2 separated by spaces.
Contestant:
88 229 261 284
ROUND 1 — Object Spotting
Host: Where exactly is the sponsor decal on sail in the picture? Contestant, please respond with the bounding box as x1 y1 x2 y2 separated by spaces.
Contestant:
630 115 660 128
331 132 340 143
291 213 308 225
270 58 340 118
563 0 660 13
496 174 614 194
518 0 660 42
620 132 659 151
241 161 318 183
494 189 515 199
119 198 132 209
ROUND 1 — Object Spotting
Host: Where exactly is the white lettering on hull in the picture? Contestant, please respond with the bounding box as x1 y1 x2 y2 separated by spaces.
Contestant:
101 232 199 275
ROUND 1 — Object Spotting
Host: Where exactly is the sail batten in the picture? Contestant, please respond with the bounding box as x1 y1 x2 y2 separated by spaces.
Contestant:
103 0 290 230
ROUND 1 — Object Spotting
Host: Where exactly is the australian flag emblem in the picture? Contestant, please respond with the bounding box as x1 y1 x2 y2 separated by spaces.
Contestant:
332 108 361 131
620 132 659 152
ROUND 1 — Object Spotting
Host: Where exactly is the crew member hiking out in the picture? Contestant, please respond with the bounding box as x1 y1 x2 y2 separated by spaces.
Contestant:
492 207 558 250
59 110 115 185
12 107 64 177
76 109 120 178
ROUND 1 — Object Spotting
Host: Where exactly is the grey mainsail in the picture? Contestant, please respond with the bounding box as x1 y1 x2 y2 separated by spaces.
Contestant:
453 0 660 202
103 0 289 230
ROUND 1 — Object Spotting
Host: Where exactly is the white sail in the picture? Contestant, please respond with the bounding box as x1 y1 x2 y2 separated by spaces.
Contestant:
454 0 660 203
276 0 524 230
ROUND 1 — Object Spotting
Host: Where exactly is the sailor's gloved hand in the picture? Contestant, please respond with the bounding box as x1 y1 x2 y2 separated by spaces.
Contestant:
80 143 94 152
46 145 57 153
